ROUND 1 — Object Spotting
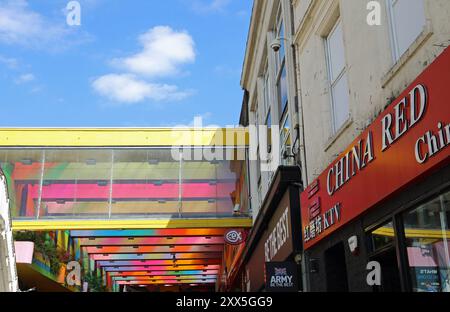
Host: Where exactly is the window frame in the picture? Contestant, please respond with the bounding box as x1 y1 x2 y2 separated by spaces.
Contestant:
386 0 427 63
325 18 349 134
273 5 288 123
364 186 450 292
263 65 271 119
279 111 291 165
265 108 272 154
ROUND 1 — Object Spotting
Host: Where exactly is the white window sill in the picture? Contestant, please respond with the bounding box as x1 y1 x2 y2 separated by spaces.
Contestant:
382 23 434 88
324 116 353 152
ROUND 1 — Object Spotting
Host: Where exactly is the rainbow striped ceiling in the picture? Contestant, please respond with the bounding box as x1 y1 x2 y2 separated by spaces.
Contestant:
71 228 237 288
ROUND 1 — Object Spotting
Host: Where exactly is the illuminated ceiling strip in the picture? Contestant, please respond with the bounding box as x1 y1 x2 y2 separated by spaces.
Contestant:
90 252 222 261
0 128 248 147
113 275 217 281
108 270 219 276
78 236 224 246
12 217 252 230
85 245 223 254
104 265 220 272
116 279 216 285
70 228 226 237
97 259 220 267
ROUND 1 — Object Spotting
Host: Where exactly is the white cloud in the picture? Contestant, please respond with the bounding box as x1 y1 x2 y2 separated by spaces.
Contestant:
14 73 34 84
93 26 196 105
112 26 195 77
0 0 92 49
191 0 231 13
92 74 192 104
0 54 18 68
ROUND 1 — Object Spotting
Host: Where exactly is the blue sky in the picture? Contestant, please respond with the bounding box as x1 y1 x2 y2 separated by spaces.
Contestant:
0 0 252 127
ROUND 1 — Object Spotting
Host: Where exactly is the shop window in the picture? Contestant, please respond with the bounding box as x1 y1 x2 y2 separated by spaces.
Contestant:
325 242 349 292
369 221 395 252
325 19 349 133
402 190 450 292
367 221 402 292
387 0 426 62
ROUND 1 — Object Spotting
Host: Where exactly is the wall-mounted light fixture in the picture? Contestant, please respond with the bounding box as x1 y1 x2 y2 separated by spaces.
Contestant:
348 235 359 255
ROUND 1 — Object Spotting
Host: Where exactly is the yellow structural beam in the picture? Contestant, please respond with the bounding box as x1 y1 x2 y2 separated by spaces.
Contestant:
12 218 253 231
0 128 248 147
373 227 450 239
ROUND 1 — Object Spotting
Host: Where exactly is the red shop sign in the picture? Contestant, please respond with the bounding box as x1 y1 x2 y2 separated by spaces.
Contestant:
300 47 450 249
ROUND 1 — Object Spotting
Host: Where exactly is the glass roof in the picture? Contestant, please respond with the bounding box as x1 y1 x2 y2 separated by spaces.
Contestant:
0 148 248 220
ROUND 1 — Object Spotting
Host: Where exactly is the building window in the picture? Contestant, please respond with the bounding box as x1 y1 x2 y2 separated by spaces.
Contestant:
277 65 288 121
325 19 349 133
387 0 426 62
402 190 450 292
367 221 402 292
266 109 272 154
280 112 292 166
369 221 395 252
263 66 271 118
274 10 288 122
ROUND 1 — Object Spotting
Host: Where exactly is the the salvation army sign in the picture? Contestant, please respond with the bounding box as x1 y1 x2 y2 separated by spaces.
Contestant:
301 47 450 249
265 261 298 292
224 229 246 245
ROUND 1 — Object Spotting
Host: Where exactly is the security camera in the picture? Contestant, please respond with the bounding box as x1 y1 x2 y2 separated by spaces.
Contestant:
270 38 281 52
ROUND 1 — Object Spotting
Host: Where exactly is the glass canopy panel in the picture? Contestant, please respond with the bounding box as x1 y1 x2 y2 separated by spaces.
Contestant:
180 148 244 218
2 148 247 220
0 149 44 218
111 149 181 217
39 150 112 218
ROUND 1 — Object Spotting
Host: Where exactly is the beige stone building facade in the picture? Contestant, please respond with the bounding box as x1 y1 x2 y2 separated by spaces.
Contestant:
238 0 450 292
293 0 450 184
